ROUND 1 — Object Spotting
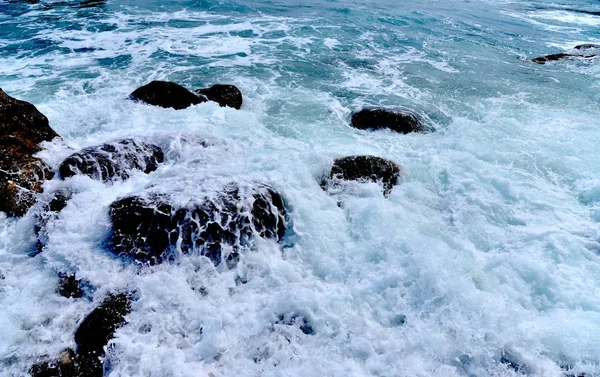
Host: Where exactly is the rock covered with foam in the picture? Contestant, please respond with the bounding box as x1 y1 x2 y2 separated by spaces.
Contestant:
322 155 401 196
107 182 287 265
59 139 164 182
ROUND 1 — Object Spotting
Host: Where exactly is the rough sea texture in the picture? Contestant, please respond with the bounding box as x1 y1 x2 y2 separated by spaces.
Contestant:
1 0 600 376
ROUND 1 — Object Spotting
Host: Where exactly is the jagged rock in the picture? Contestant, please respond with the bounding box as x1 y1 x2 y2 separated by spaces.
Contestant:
59 139 164 182
75 293 131 357
0 89 59 216
532 53 573 64
195 84 243 109
108 183 287 265
322 155 401 196
351 108 421 134
58 274 83 299
129 80 206 110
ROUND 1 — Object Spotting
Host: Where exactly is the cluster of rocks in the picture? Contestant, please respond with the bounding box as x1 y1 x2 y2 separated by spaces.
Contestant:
531 43 599 64
0 79 430 376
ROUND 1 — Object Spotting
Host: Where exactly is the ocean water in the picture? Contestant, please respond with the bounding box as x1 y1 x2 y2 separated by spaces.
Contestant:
1 0 600 376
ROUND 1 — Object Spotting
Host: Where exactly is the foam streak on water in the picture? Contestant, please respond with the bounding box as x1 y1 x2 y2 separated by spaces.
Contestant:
1 0 600 376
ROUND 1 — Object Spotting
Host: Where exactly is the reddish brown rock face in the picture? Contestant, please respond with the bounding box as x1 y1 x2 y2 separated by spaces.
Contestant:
0 89 59 216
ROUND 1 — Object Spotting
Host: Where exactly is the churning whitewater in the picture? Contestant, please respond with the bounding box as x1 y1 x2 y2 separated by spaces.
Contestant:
1 0 600 376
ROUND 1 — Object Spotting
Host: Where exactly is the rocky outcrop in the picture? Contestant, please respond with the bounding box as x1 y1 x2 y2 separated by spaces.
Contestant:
129 81 206 110
195 84 243 109
130 81 243 110
59 139 164 182
351 108 421 134
30 293 131 377
532 44 599 64
0 89 59 216
108 183 287 265
322 155 401 196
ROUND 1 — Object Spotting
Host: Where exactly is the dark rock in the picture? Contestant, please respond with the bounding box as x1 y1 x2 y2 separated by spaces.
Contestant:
129 80 206 110
195 84 242 110
532 53 575 64
0 89 59 153
351 108 421 134
107 183 287 265
0 89 59 216
322 155 401 196
58 274 83 298
276 313 314 335
574 44 600 51
75 293 131 357
59 139 164 182
30 349 78 377
30 348 102 377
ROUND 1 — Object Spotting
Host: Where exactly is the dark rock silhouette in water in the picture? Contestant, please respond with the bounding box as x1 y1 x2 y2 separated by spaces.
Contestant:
195 84 243 109
322 155 401 196
129 80 206 110
0 89 59 216
351 108 421 134
532 44 599 64
108 183 287 265
130 81 243 110
57 274 84 299
59 139 164 182
30 293 131 377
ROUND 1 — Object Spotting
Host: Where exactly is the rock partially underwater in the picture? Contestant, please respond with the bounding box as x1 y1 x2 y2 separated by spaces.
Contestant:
108 183 287 265
31 293 132 377
59 139 164 182
532 44 599 64
130 80 243 110
351 108 421 134
195 84 243 109
0 89 60 216
322 155 402 196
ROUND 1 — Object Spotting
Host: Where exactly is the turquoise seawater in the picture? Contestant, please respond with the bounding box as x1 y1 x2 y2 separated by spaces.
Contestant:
1 0 600 376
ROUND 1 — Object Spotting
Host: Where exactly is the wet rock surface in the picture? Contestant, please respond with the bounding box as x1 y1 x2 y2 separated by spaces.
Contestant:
35 189 73 253
75 293 131 357
322 155 401 196
59 139 164 182
532 44 599 64
129 80 206 110
195 84 243 109
57 274 84 299
351 108 421 134
108 183 287 265
0 89 59 216
31 293 130 377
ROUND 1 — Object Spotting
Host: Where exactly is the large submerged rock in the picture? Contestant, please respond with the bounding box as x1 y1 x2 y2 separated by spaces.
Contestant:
0 89 59 216
108 183 287 265
130 81 243 110
322 155 401 196
351 108 421 134
59 139 164 182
